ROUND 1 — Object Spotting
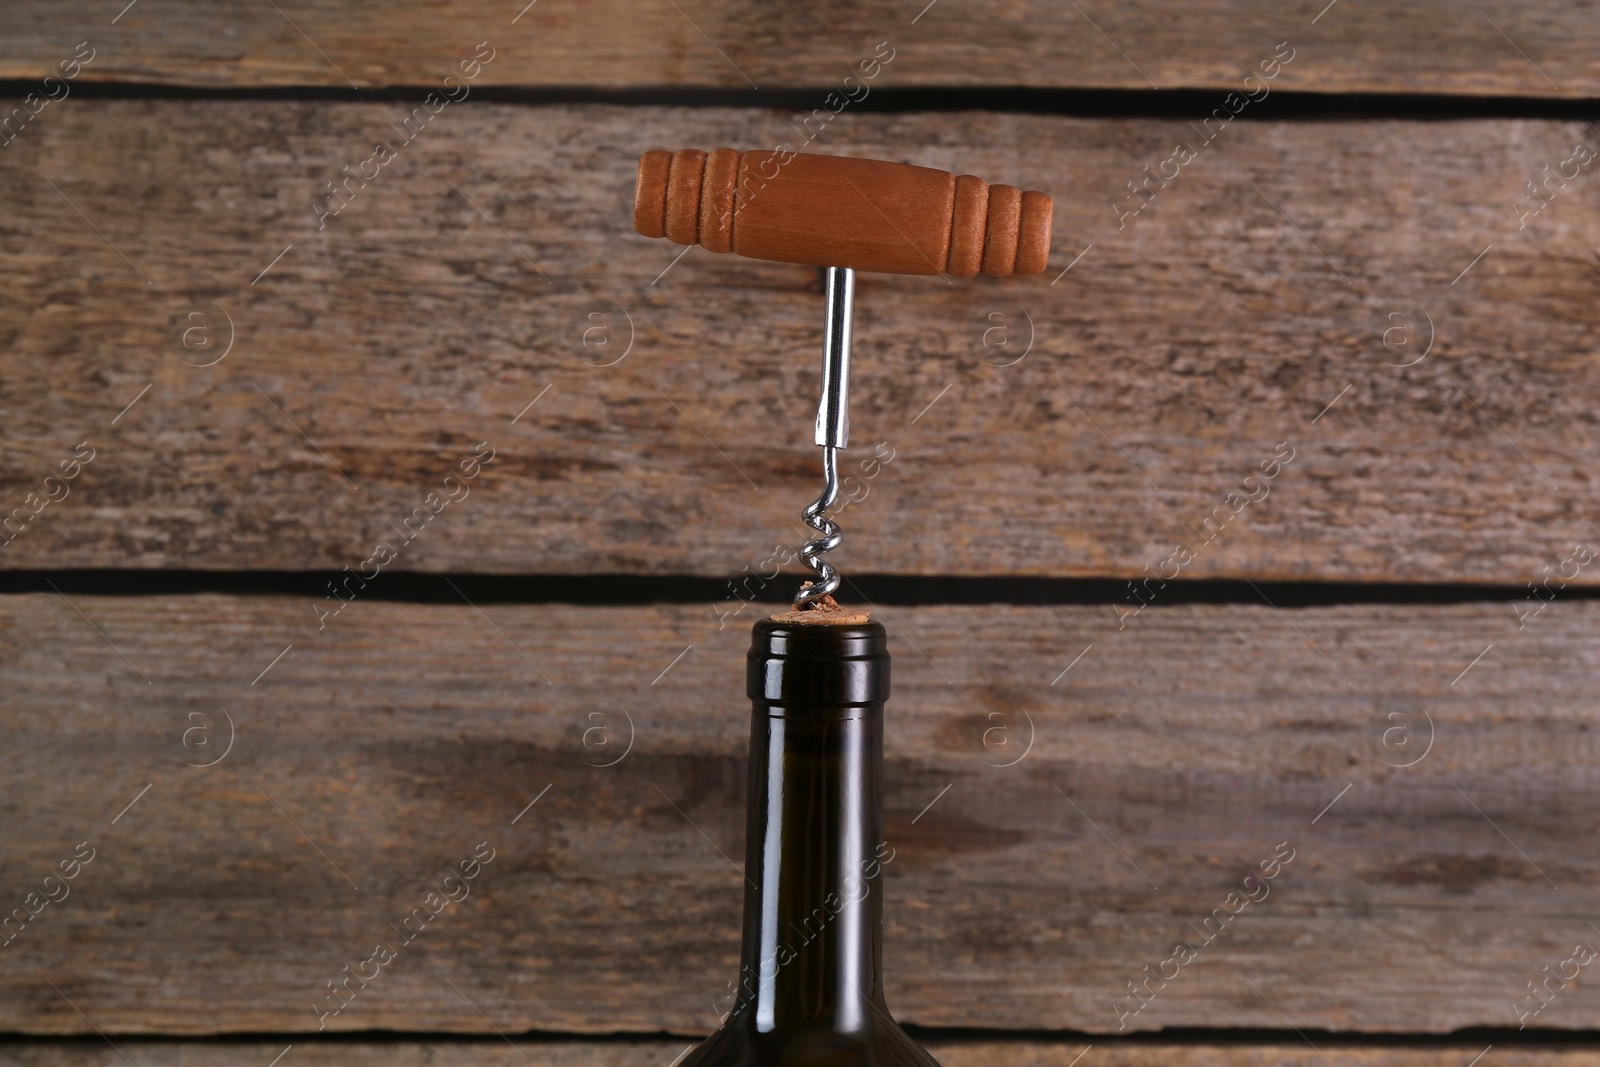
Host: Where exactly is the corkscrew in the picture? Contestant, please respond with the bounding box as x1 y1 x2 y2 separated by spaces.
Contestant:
634 148 1052 607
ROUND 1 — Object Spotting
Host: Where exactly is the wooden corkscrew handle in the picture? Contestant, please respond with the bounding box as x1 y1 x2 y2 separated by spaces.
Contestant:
634 148 1053 277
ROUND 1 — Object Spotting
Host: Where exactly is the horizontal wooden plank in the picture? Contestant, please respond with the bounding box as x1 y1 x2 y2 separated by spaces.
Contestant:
2 103 1598 583
2 2 1599 97
3 595 1597 1035
0 1040 1591 1067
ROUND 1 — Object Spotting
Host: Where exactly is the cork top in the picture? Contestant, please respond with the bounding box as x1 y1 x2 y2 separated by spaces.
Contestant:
770 590 870 626
768 607 872 625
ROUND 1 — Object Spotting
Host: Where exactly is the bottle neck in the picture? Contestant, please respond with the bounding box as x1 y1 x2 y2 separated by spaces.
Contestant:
736 620 891 1035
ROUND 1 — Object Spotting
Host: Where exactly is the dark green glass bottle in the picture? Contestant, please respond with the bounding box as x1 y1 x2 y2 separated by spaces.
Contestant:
679 617 940 1067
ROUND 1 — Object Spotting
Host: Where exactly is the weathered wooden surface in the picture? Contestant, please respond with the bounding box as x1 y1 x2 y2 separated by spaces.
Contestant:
2 103 1598 583
4 594 1597 1035
0 1041 1582 1067
3 1 1599 97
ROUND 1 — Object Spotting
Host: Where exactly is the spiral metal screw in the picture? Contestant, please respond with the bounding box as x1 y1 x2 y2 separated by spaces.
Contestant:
794 266 854 608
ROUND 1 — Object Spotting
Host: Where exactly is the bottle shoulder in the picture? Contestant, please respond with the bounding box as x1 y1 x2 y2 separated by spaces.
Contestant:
677 1016 942 1067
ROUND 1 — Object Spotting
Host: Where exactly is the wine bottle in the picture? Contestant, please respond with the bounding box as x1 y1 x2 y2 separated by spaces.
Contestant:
679 616 940 1067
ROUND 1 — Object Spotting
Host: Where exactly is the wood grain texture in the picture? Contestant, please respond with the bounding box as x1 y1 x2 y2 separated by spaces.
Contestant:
1 103 1598 582
0 1041 1591 1067
633 148 1053 277
1 1 1598 96
3 595 1597 1035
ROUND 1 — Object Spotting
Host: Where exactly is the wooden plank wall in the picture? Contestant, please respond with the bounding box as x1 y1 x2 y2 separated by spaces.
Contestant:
3 2 1599 1063
3 1 1600 96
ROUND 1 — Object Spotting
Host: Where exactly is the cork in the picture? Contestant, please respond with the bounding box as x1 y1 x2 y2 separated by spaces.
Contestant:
768 607 872 625
769 590 870 626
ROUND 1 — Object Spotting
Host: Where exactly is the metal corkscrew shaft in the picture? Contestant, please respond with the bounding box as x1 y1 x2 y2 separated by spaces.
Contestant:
795 266 854 608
